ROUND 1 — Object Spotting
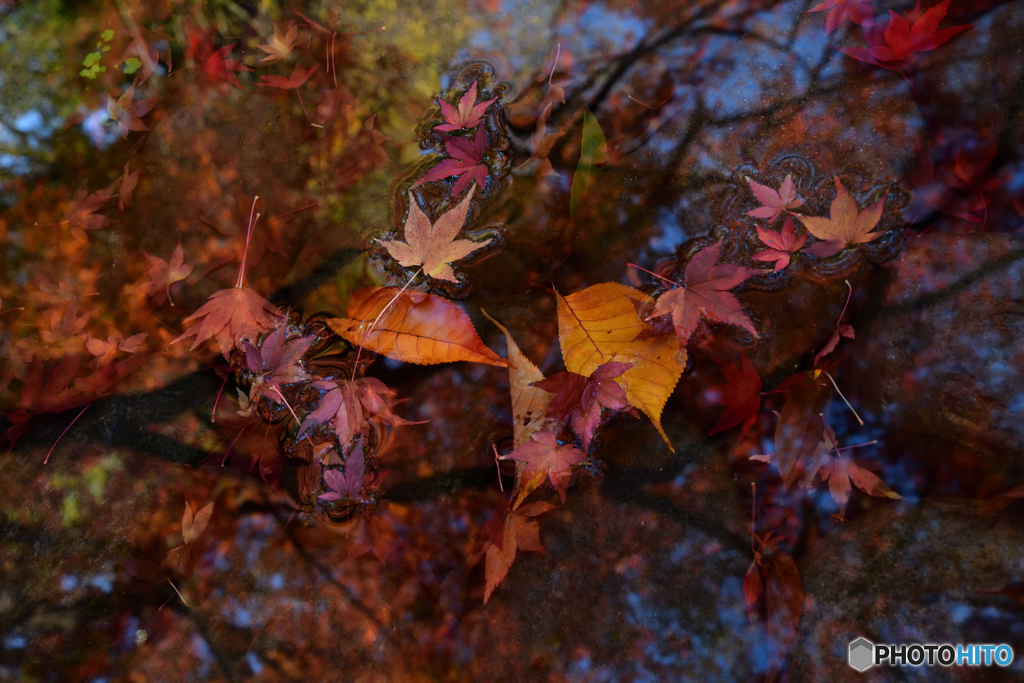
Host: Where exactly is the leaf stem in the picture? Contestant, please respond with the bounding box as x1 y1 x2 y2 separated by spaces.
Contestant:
166 578 189 606
44 402 91 464
823 371 863 426
270 386 302 427
236 196 260 288
350 268 422 380
627 262 680 287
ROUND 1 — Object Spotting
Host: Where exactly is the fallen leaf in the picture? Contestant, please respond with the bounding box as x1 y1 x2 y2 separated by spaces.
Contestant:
328 287 507 367
241 323 315 406
319 440 366 501
708 354 761 438
773 372 831 487
85 332 147 364
484 501 558 603
648 240 759 345
558 283 684 449
753 217 807 271
255 64 318 89
813 323 855 366
196 41 252 89
106 85 156 139
764 548 803 677
174 287 280 357
501 431 584 505
481 310 554 448
837 0 971 71
795 178 886 257
143 242 195 306
532 361 632 449
297 377 420 443
805 422 901 516
413 127 488 196
808 0 873 36
378 185 491 283
62 184 113 239
118 161 139 211
747 174 804 223
256 21 298 62
569 109 608 217
182 501 214 544
435 79 496 132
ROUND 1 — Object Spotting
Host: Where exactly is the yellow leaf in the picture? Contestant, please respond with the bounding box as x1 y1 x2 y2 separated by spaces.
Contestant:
557 283 684 450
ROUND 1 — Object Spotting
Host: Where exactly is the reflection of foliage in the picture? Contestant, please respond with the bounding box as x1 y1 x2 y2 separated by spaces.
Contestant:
1 0 1022 680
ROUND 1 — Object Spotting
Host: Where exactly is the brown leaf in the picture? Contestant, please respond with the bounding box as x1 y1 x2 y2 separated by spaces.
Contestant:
118 161 140 211
328 287 507 367
378 185 491 282
484 501 557 603
481 310 555 448
796 178 886 257
182 501 214 545
774 372 831 487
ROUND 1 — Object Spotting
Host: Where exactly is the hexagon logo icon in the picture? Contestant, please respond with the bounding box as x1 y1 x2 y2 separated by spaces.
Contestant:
848 637 875 672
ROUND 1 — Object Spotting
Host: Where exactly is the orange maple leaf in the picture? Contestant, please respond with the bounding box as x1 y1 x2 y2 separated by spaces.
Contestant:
329 287 507 367
795 178 886 257
377 184 491 282
174 287 280 357
484 500 558 603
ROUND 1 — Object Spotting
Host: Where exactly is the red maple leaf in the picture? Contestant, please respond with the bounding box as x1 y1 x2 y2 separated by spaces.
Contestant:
255 64 318 90
648 240 759 345
240 323 315 407
189 37 253 89
412 126 488 196
297 377 420 445
174 287 280 357
319 440 365 501
532 361 632 449
837 0 972 72
435 80 496 132
746 174 803 223
708 354 761 438
808 0 873 36
753 217 807 271
501 430 585 503
143 242 195 307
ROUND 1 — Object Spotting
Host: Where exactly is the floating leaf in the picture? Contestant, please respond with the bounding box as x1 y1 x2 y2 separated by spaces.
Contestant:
557 283 684 449
329 287 507 367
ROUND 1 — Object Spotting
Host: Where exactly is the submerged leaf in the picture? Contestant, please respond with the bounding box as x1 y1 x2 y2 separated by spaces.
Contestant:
569 110 608 217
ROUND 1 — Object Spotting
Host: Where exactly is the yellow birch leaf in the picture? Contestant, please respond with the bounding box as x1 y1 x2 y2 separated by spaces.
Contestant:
557 282 684 450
